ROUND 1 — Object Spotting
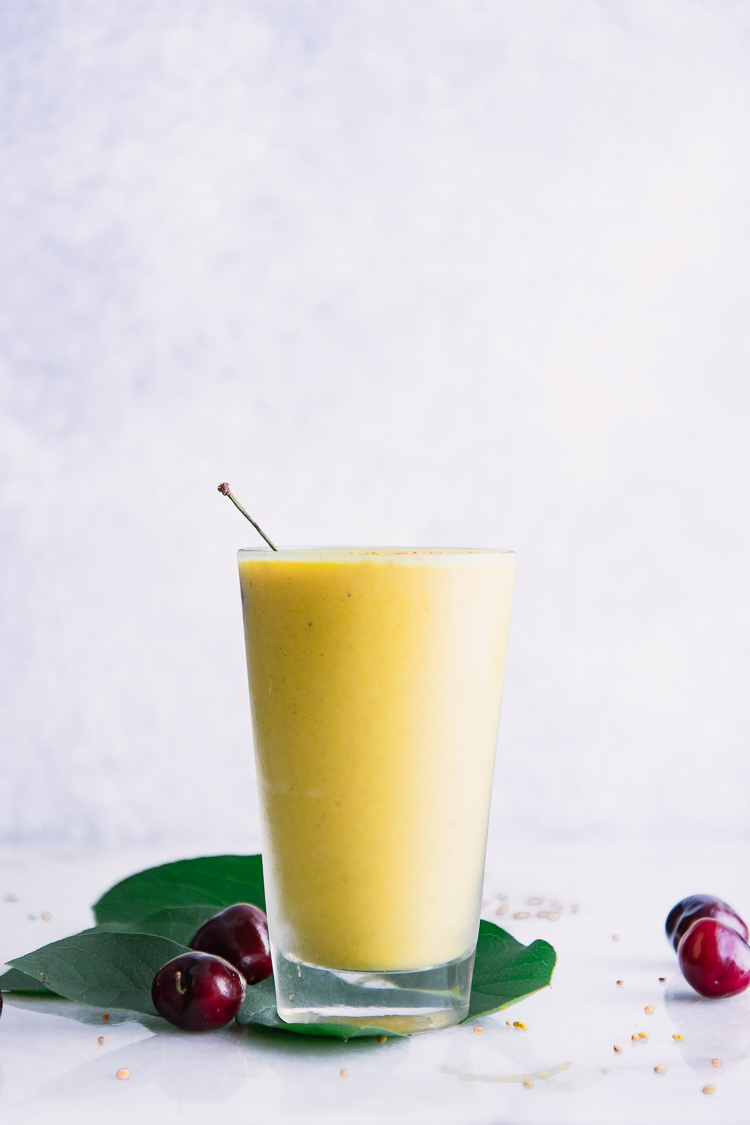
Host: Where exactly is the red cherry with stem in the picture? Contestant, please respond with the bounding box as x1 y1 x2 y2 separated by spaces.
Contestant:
677 918 750 999
666 895 748 952
190 903 272 985
152 952 246 1030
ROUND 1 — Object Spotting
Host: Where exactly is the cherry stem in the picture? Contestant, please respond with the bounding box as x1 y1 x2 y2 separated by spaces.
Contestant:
217 483 278 551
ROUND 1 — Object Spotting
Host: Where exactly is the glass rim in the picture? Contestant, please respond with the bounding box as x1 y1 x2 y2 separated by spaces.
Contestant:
237 546 516 557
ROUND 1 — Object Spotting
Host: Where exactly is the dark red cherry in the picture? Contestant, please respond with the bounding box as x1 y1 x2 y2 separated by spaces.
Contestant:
678 918 750 999
666 894 748 952
151 952 246 1030
190 903 272 985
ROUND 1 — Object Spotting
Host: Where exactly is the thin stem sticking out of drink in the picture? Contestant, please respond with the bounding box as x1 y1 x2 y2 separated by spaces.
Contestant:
218 483 278 550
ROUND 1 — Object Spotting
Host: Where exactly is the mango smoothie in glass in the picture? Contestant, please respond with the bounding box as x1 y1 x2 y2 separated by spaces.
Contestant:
238 547 516 1031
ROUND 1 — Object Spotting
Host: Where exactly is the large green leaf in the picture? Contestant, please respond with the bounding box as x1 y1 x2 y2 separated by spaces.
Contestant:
5 856 555 1038
467 919 556 1018
93 855 265 927
8 931 191 1015
236 976 406 1040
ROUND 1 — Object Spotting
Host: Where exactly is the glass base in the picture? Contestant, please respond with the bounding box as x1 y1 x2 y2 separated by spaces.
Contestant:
272 946 474 1034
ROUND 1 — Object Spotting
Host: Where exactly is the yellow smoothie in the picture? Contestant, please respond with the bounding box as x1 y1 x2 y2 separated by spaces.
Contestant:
239 548 515 972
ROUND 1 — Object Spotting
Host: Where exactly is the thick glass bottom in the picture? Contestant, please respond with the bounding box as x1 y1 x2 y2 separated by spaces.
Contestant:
272 945 474 1033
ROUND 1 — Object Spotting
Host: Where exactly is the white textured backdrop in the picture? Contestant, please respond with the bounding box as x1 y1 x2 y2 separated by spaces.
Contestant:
2 0 749 848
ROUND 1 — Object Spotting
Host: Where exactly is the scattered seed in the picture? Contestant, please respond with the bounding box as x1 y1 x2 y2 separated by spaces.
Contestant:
523 1081 533 1088
377 1036 387 1044
506 1021 511 1026
102 1014 110 1021
41 912 51 921
673 1034 684 1040
631 1035 639 1042
612 934 620 942
644 1005 654 1013
288 994 294 1000
3 894 17 902
614 1045 623 1053
546 912 560 921
514 912 530 919
616 980 624 987
537 910 549 918
528 897 540 905
513 1021 528 1030
703 1085 715 1095
658 977 667 983
639 1033 648 1040
115 1069 131 1081
496 905 508 915
340 1069 348 1078
473 1027 482 1034
712 1058 722 1068
654 1064 667 1075
97 1036 105 1044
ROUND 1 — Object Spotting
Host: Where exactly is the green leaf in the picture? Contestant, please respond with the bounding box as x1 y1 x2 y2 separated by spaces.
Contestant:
93 855 265 927
236 977 406 1040
8 854 554 1038
8 931 191 1015
466 919 556 1019
0 966 58 994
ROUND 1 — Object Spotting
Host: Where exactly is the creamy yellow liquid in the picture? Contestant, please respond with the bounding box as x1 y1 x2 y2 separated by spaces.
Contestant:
239 549 515 971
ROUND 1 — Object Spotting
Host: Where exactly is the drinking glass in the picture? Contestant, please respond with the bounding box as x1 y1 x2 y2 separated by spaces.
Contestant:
238 547 516 1032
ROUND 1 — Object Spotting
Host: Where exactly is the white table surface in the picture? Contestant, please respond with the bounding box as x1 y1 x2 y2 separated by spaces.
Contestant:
1 839 748 1124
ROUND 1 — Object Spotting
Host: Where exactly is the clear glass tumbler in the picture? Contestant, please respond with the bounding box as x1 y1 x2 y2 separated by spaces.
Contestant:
238 547 516 1032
